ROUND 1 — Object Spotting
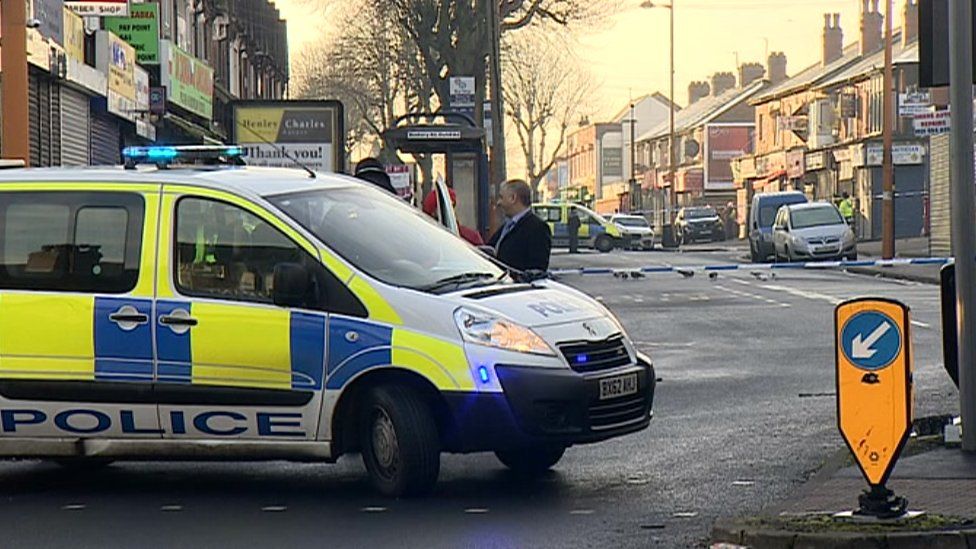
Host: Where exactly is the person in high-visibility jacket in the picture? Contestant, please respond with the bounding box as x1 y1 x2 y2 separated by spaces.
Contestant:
839 192 854 224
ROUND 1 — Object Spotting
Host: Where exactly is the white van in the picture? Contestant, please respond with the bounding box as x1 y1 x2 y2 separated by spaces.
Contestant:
0 146 656 497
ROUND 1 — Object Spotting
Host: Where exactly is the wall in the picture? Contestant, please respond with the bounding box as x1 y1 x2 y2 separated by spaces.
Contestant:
930 133 951 256
754 90 819 156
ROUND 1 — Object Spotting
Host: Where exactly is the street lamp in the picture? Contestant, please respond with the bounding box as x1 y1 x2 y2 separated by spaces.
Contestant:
641 0 677 247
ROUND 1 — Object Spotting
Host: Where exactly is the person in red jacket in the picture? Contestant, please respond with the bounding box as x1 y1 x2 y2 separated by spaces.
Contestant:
421 187 485 246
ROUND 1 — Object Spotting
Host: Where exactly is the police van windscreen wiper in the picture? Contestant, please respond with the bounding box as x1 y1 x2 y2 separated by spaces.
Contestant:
420 272 499 293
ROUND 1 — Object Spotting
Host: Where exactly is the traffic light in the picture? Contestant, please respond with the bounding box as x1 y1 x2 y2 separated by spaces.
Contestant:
919 0 976 87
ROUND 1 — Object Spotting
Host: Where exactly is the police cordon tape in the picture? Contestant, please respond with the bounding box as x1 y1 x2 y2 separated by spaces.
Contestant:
548 256 952 278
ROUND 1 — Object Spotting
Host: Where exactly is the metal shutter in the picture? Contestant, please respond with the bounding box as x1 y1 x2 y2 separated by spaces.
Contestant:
29 74 40 167
50 84 61 166
60 87 90 166
90 111 120 166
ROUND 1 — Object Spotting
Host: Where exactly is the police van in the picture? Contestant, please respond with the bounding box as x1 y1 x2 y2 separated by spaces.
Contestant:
0 146 655 496
532 202 624 253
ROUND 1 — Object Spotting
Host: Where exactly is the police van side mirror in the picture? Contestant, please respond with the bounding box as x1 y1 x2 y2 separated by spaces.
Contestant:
273 263 310 308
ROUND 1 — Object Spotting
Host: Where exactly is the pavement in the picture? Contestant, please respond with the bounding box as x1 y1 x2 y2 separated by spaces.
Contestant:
846 237 944 285
711 445 976 548
0 246 959 548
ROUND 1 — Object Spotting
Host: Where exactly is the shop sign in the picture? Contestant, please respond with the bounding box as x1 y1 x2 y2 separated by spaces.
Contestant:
104 3 160 65
160 40 213 119
65 0 129 17
806 151 827 171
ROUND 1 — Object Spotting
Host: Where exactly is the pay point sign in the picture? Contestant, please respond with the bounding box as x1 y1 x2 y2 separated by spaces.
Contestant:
835 298 914 487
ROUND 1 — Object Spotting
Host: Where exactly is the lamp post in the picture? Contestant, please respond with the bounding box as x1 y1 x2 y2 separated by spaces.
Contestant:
641 0 676 247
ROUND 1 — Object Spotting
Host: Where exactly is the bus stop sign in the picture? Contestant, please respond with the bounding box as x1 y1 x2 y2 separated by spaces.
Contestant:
835 298 914 490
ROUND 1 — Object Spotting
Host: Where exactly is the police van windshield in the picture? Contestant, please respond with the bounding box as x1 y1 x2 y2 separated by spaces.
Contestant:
271 184 505 290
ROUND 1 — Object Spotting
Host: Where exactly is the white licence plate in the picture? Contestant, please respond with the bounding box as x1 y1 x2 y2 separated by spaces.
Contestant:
599 373 638 400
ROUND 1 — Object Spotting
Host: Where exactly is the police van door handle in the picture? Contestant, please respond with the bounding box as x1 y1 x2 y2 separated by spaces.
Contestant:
108 306 149 331
158 309 198 335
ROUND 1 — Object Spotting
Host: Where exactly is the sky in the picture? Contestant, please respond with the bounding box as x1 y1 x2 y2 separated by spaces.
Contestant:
274 0 870 120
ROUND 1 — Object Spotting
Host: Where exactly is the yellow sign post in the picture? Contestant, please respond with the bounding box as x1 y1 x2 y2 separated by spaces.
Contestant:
835 298 914 518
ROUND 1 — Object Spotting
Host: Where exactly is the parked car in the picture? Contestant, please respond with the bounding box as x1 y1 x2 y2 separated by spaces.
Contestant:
772 202 857 262
609 214 655 250
674 206 724 245
748 191 808 262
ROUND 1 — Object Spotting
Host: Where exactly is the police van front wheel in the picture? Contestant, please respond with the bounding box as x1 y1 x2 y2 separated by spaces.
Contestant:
495 444 566 476
360 385 441 497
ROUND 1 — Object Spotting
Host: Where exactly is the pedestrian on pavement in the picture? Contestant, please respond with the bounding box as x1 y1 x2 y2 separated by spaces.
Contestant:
568 208 581 254
488 179 552 273
421 186 485 246
353 157 397 195
724 202 738 240
839 191 854 225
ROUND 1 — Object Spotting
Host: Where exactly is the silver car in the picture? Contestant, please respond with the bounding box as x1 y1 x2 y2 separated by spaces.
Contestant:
772 202 857 262
610 214 655 250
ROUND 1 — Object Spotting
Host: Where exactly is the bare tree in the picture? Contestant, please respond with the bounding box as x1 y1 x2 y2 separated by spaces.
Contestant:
292 2 422 162
503 35 591 191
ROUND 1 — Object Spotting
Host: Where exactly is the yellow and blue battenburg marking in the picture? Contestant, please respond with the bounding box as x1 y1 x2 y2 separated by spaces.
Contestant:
155 300 326 390
325 317 393 390
94 297 154 382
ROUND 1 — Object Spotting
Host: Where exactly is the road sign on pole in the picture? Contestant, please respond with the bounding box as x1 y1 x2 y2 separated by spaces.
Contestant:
835 298 914 518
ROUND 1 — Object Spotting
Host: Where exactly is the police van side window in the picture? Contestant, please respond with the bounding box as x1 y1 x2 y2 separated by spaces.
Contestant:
174 197 367 316
0 192 143 293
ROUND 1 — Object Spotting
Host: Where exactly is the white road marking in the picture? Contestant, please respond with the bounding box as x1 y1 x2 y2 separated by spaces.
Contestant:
160 505 183 512
570 509 596 515
62 504 86 511
261 506 287 512
758 283 842 305
361 506 388 513
716 285 790 308
464 508 490 514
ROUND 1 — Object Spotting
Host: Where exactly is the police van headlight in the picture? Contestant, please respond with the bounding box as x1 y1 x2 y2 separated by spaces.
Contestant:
454 307 556 356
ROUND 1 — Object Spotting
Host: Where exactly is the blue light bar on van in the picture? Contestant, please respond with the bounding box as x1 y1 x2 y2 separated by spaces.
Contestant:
122 145 247 169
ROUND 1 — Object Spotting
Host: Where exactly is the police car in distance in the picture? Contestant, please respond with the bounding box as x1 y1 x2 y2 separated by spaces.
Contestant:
0 146 655 497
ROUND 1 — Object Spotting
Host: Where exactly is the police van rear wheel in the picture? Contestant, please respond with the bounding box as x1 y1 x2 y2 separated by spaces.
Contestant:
495 444 566 476
360 385 440 497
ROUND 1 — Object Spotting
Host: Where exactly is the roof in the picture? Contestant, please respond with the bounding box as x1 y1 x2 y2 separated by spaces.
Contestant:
0 165 361 198
609 93 682 123
637 80 766 142
815 37 918 91
751 42 862 104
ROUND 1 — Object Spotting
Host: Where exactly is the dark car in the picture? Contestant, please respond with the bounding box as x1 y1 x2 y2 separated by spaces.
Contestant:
674 206 724 245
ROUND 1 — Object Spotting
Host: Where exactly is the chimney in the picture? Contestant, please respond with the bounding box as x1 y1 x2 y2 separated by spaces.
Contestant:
860 0 884 56
738 62 765 87
902 0 918 46
688 81 710 104
823 13 844 66
767 52 788 84
711 72 736 96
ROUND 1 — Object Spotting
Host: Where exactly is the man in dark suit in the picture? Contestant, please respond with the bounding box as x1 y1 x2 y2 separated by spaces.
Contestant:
488 179 552 273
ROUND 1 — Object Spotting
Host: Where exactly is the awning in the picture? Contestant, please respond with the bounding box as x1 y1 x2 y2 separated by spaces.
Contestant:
163 113 223 144
752 169 786 190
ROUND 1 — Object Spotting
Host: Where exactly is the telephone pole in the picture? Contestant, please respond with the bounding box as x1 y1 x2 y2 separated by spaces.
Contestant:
881 0 895 259
487 0 507 186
